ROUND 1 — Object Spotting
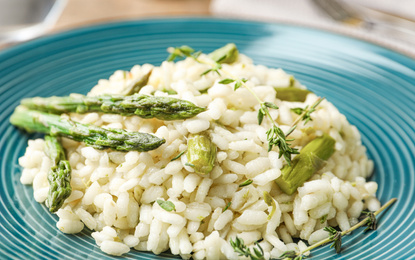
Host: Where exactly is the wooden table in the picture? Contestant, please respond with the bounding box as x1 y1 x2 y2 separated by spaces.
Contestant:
54 0 211 32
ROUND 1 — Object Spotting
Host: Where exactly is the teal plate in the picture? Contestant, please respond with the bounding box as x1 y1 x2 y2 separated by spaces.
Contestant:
0 18 414 260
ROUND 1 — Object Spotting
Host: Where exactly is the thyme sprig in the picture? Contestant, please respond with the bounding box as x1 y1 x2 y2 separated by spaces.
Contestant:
218 78 248 90
280 250 304 260
230 237 265 260
201 63 222 76
266 125 299 165
280 198 397 259
361 210 377 231
167 46 200 61
290 97 325 127
324 226 342 253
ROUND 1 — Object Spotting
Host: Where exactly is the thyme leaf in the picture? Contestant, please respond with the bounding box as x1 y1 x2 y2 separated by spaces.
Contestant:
171 150 186 161
167 46 195 61
320 214 328 224
264 102 279 110
156 199 176 212
223 201 232 212
257 107 265 125
266 125 299 166
218 78 247 91
234 78 248 90
201 63 222 76
234 80 242 90
185 162 195 167
239 179 253 187
324 226 342 253
230 237 265 260
279 250 305 260
361 210 377 231
291 107 304 115
218 78 235 84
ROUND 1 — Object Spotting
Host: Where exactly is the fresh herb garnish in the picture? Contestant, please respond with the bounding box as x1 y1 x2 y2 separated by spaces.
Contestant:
320 214 328 224
324 226 342 253
280 198 397 259
239 179 253 187
266 125 299 166
230 237 265 260
223 201 232 212
279 251 304 260
263 191 277 220
156 199 176 212
171 150 186 161
290 97 325 125
201 63 222 76
219 78 248 90
185 162 195 167
161 89 178 95
167 46 200 61
218 78 236 84
361 210 377 231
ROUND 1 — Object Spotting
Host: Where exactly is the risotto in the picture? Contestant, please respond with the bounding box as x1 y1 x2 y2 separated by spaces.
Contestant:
17 45 379 259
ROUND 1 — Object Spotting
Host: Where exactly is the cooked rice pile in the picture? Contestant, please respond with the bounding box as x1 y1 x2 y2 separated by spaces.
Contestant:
19 53 379 259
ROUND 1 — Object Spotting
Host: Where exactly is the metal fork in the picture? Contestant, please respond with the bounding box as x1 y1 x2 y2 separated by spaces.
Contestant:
312 0 415 44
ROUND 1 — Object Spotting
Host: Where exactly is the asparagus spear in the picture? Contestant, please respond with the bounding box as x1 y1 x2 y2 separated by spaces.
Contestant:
275 87 312 102
208 43 239 64
121 69 152 96
44 135 72 213
10 107 165 151
186 134 216 174
20 94 206 121
275 134 335 195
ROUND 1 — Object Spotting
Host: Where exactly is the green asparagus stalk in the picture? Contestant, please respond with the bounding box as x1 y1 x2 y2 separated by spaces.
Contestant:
44 135 72 213
275 87 312 102
10 107 165 151
121 69 152 96
275 134 335 195
20 93 206 121
208 43 239 64
186 134 216 174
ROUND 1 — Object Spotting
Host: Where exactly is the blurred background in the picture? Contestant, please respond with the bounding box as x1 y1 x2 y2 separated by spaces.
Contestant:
0 0 414 53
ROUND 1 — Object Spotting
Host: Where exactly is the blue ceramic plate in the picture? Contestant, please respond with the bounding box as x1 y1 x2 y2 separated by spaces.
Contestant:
0 18 414 260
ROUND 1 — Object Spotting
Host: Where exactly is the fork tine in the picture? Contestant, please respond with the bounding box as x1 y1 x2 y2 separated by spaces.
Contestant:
312 0 363 26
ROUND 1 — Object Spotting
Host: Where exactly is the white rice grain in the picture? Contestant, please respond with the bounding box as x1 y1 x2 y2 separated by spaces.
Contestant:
236 210 268 225
100 241 130 256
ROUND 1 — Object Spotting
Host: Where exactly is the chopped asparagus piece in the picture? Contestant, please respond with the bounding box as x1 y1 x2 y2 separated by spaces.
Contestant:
275 134 335 195
10 107 165 152
186 134 216 174
20 93 205 121
160 89 178 95
208 43 239 64
121 69 152 96
275 87 312 102
44 135 72 213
